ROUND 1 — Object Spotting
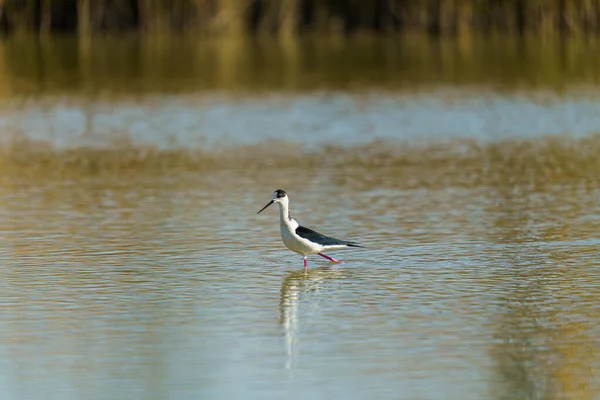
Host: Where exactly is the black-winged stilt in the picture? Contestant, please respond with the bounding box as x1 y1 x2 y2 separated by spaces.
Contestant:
257 189 363 270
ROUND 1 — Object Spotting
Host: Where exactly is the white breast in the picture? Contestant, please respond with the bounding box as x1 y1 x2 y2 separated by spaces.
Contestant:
280 219 322 256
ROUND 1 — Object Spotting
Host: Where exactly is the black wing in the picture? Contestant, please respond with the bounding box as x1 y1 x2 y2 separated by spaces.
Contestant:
295 225 363 247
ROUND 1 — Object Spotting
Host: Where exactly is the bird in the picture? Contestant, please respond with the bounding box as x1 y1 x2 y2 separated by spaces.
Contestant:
257 189 363 270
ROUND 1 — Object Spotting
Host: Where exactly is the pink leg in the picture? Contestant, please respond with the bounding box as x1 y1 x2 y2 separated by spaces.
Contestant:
318 253 342 264
303 257 307 270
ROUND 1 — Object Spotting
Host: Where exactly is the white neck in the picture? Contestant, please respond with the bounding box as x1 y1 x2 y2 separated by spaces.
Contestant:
277 199 297 228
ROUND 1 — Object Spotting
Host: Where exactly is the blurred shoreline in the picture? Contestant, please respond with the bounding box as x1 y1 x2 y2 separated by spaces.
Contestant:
1 1 599 37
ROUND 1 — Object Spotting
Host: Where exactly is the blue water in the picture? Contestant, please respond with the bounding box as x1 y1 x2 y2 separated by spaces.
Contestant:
1 90 599 151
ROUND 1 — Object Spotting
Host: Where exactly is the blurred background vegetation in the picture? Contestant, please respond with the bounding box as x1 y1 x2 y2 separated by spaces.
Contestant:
1 0 599 37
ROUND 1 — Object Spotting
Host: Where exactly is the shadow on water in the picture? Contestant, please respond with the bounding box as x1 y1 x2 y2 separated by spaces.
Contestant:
279 266 350 372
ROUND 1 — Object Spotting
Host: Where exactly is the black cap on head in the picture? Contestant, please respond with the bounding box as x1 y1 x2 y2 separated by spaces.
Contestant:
274 189 287 198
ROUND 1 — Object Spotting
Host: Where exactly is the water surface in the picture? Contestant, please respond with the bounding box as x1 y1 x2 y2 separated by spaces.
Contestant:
2 137 600 399
1 34 600 400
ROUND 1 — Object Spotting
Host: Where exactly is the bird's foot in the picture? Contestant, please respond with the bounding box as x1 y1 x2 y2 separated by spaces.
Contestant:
318 253 342 264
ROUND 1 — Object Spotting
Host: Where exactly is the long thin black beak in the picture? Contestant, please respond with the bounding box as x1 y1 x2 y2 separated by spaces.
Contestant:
257 199 275 214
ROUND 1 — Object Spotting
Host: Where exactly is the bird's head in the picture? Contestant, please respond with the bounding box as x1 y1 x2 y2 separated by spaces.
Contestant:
257 189 288 214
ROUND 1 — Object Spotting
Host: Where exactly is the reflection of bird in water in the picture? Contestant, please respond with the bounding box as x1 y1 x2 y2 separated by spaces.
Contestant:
279 266 348 371
257 189 363 270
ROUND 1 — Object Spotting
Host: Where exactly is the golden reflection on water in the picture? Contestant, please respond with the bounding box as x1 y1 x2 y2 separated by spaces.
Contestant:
2 135 600 186
1 34 600 97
